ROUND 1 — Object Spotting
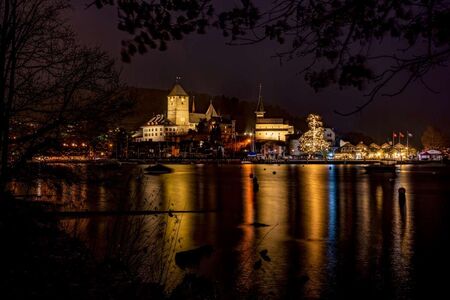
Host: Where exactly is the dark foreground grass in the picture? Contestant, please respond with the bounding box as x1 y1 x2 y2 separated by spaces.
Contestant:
0 192 217 299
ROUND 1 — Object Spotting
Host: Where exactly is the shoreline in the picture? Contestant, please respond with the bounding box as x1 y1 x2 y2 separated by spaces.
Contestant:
30 158 447 166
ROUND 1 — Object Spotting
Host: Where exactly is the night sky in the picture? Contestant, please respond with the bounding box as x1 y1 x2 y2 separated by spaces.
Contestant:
70 1 450 144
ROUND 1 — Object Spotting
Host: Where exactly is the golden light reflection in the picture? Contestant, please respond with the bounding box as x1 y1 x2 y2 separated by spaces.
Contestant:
254 165 287 227
303 165 326 240
300 165 327 297
376 185 383 212
234 165 291 294
160 165 195 250
140 166 197 289
242 165 255 226
237 164 256 291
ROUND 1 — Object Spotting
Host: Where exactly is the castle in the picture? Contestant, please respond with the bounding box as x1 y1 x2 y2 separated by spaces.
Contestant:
135 81 292 145
135 81 221 142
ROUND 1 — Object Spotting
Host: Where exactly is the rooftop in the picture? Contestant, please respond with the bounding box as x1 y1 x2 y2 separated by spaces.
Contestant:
168 83 188 97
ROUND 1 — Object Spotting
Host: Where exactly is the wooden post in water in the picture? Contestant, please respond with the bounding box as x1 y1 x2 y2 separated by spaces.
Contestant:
398 187 406 207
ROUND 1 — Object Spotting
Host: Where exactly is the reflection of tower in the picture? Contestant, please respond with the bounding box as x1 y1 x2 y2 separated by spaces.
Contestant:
167 77 189 132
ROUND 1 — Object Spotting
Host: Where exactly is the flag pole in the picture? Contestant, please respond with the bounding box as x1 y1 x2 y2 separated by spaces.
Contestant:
406 131 409 159
392 132 394 147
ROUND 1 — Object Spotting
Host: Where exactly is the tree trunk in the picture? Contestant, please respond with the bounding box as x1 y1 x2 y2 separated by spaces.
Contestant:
0 0 11 196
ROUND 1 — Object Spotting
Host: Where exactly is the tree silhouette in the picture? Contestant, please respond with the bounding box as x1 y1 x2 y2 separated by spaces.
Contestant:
0 0 132 193
91 0 214 62
421 126 449 149
94 0 450 114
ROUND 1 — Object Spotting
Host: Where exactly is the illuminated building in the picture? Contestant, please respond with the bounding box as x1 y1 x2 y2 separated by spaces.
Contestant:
324 128 336 146
137 114 179 142
134 80 231 142
254 85 294 142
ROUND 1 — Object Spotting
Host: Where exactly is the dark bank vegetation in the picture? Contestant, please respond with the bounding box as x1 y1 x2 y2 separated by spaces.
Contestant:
0 186 219 299
0 193 165 299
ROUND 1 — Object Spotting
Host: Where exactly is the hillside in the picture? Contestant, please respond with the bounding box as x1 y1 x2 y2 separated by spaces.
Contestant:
120 87 307 133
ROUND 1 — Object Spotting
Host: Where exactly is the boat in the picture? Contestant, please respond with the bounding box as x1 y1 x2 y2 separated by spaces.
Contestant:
144 164 173 174
364 163 397 173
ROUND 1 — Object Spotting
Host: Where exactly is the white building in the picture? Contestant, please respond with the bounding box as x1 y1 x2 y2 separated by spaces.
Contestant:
419 149 443 160
254 87 294 142
135 114 179 142
324 128 336 146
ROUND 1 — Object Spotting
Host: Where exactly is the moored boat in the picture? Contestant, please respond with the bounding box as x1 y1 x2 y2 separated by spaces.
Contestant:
144 164 173 174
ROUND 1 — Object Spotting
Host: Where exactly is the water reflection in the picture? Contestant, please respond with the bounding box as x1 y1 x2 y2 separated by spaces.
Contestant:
13 164 450 298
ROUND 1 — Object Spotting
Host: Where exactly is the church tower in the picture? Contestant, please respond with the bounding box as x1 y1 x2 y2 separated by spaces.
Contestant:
167 78 190 132
255 83 265 118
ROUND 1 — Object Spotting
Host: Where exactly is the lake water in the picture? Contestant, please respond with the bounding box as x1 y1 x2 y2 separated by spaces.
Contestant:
15 164 450 299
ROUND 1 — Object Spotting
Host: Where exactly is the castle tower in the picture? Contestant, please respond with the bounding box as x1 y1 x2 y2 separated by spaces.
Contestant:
255 83 265 118
167 78 189 132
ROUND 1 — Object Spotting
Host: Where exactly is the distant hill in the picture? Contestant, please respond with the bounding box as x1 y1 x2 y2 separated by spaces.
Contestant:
120 87 307 133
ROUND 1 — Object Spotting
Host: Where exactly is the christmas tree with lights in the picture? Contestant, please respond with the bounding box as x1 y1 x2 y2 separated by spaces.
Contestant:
299 114 330 156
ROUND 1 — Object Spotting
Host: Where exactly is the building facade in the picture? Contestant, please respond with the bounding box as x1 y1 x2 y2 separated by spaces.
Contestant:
254 88 294 142
324 128 336 146
167 84 190 133
134 81 233 143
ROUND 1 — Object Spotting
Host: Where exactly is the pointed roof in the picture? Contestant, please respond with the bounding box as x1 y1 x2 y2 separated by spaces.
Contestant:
255 84 265 112
341 142 355 148
168 83 188 97
356 141 368 149
255 84 265 119
394 143 405 149
381 142 391 149
369 143 380 149
144 114 174 126
191 96 196 112
256 96 264 112
205 100 218 118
